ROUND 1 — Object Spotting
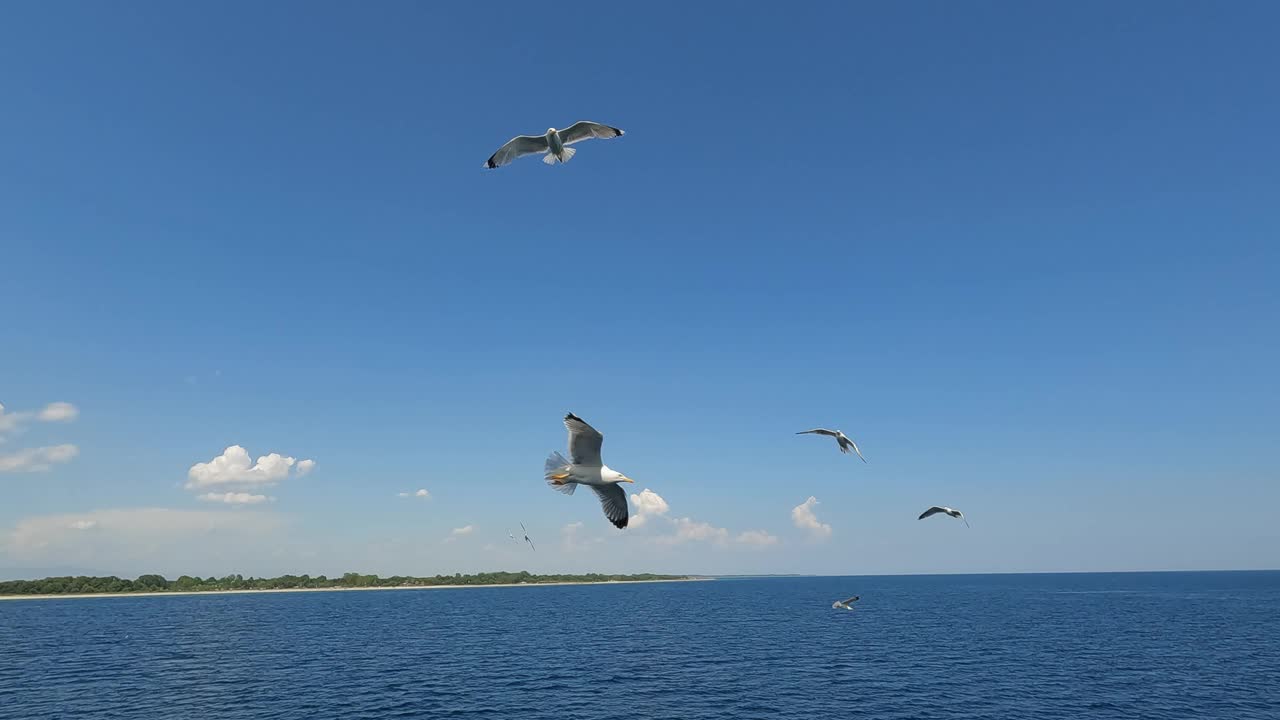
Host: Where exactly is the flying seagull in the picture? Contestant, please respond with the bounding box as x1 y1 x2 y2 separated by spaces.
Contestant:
545 413 634 529
520 522 536 552
918 506 969 528
485 121 624 168
832 595 860 610
796 428 866 462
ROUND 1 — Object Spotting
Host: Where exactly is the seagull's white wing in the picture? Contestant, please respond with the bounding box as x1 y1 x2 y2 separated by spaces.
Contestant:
845 437 867 463
797 429 840 437
565 413 604 466
918 506 946 520
485 135 549 168
590 483 629 529
559 121 625 146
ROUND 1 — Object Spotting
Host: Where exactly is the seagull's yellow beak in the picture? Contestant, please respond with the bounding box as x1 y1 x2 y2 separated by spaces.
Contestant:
620 476 635 483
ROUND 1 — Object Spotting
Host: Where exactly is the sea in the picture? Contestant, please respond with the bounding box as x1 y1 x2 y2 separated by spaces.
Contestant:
1 571 1277 719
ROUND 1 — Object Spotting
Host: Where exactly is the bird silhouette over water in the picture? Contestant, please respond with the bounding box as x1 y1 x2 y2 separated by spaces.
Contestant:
832 595 860 610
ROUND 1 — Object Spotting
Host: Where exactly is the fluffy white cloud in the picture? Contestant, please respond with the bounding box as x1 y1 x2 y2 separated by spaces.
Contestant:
37 402 79 423
69 520 97 531
197 492 272 505
0 444 80 473
185 446 314 490
397 489 431 499
735 529 779 547
451 525 474 536
295 459 316 477
792 496 832 539
629 488 670 529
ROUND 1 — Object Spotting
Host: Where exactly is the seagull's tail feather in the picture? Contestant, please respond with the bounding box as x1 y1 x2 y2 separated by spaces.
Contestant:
543 147 577 165
544 451 577 495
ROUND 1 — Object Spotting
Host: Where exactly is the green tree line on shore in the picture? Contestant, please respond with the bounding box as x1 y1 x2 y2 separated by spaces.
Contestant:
0 571 690 596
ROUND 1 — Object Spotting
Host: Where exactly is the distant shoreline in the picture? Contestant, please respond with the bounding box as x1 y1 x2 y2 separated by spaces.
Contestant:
0 576 710 602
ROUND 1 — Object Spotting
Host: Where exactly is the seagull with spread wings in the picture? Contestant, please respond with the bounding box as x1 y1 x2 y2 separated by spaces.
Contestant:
520 522 536 551
918 506 970 527
832 595 860 611
544 413 635 529
485 121 625 168
796 428 867 462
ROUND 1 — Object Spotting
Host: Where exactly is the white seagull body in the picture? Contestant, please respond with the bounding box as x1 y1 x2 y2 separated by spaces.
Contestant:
918 506 969 527
545 413 634 529
796 428 866 462
832 595 860 611
485 121 624 168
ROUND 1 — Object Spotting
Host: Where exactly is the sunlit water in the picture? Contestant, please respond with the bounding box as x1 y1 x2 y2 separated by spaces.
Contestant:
2 572 1277 719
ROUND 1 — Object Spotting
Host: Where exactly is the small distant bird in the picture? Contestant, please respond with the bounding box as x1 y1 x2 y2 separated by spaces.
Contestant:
918 506 969 528
796 428 866 462
508 531 519 543
520 522 536 552
545 413 635 529
832 595 860 611
485 121 624 168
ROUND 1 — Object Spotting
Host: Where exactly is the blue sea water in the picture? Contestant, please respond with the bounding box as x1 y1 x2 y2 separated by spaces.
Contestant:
1 571 1277 719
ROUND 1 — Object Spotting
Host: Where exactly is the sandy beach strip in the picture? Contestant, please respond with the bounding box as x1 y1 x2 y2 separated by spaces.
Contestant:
0 576 710 602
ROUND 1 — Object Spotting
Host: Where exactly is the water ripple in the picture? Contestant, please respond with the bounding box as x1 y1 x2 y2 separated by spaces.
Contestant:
1 572 1278 719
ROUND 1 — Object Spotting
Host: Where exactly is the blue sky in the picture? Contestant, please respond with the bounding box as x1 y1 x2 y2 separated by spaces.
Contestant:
2 2 1277 579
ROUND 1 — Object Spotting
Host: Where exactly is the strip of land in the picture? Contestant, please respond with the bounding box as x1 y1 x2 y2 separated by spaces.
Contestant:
0 573 707 601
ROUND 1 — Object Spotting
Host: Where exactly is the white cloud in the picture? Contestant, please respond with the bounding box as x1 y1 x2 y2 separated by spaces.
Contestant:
37 402 79 423
2 507 286 575
185 445 314 490
397 489 431 499
0 444 80 473
792 496 832 539
442 524 474 544
0 400 79 440
665 515 727 543
197 492 272 505
559 520 602 552
736 529 780 547
295 459 316 477
0 403 16 434
629 488 670 529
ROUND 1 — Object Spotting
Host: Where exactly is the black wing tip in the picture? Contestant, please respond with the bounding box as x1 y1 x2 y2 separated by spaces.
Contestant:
485 157 498 169
565 412 583 422
612 126 624 136
613 517 628 529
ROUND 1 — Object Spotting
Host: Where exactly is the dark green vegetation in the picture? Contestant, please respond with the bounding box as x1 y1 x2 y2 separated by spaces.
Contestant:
0 572 691 596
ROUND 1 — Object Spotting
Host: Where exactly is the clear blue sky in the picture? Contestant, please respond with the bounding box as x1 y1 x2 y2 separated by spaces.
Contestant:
2 2 1277 579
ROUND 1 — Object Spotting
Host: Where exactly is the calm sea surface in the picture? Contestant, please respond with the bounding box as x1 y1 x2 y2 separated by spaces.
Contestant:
1 571 1277 719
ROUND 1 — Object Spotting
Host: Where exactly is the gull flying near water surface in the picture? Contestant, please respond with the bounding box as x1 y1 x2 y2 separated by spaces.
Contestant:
918 506 969 528
832 595 860 611
545 413 635 529
485 121 625 168
796 428 866 462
